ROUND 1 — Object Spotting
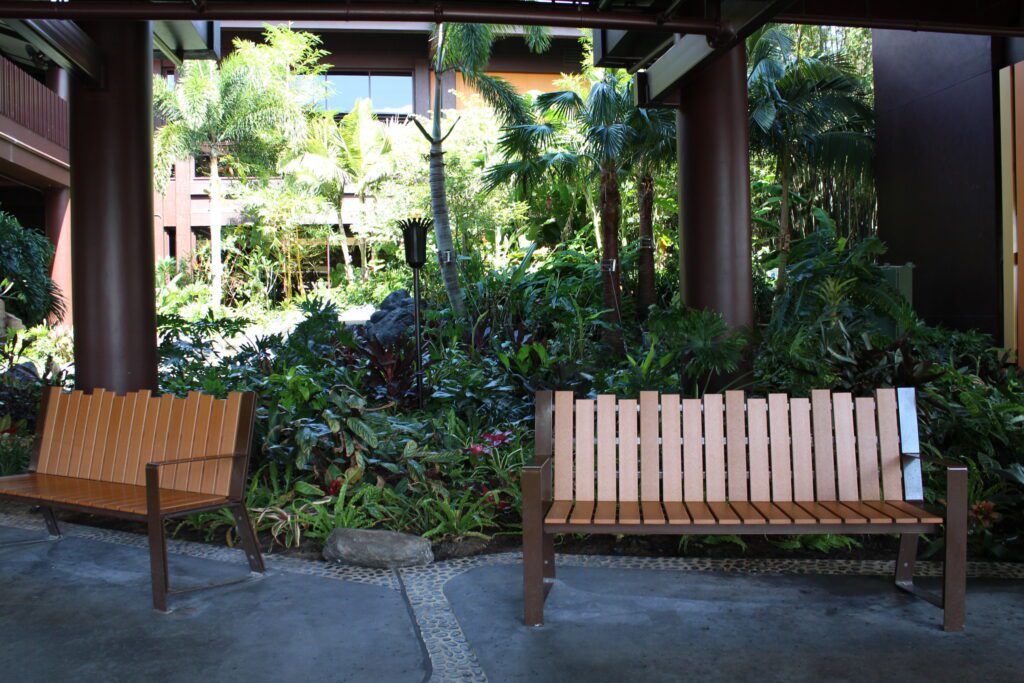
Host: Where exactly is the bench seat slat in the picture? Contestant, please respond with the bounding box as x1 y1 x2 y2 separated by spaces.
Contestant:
707 501 741 525
818 500 868 523
863 500 917 524
641 501 666 525
885 500 942 524
618 501 641 525
543 500 573 525
729 501 767 525
569 501 595 524
663 501 690 524
685 501 716 524
841 500 894 523
751 501 793 524
772 501 823 525
593 501 617 524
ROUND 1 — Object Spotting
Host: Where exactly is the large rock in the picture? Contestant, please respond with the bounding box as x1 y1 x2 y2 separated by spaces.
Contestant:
364 289 417 346
323 528 433 568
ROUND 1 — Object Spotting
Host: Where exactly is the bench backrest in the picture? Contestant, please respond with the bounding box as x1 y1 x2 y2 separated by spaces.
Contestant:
32 388 257 497
535 389 923 504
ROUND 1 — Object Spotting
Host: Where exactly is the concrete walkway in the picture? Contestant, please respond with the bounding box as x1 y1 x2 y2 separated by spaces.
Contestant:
0 508 1022 682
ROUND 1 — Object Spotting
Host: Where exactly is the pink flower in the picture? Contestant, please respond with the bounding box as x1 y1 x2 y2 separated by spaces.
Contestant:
468 444 487 455
482 431 513 447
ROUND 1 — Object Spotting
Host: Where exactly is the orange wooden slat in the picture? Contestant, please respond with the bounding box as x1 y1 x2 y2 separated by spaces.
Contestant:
593 501 617 524
130 396 164 486
832 393 859 501
569 500 594 524
63 391 92 478
684 501 716 524
181 393 214 492
544 500 573 524
707 501 741 524
854 397 881 500
85 391 115 480
681 398 704 502
51 390 82 477
841 500 892 524
818 500 867 524
194 396 225 493
725 391 748 502
875 388 904 501
729 501 766 525
553 391 574 501
751 501 792 524
574 399 595 502
105 393 139 483
618 399 639 503
703 394 726 502
772 501 819 525
862 500 916 524
639 392 661 502
811 390 837 501
618 501 641 524
596 395 617 502
792 501 842 524
663 501 690 524
117 391 151 485
93 395 124 481
747 398 770 501
72 390 104 479
887 499 943 524
768 394 793 502
661 394 682 502
789 398 814 501
168 392 202 490
213 392 243 495
34 387 63 474
641 500 666 524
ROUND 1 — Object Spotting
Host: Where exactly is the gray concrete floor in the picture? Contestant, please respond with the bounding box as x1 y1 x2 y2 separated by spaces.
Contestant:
446 563 1024 682
0 526 426 682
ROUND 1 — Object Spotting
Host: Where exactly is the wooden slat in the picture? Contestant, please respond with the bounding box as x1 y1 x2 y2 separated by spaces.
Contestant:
180 393 214 492
887 499 943 524
574 399 595 502
105 393 138 482
34 387 64 474
534 390 553 464
725 391 748 501
729 501 766 525
72 390 105 479
832 393 859 501
789 398 814 501
684 501 716 524
596 395 617 502
50 390 82 477
553 391 574 501
703 394 726 501
193 397 225 494
544 500 573 524
64 391 93 478
841 500 893 524
876 388 904 501
854 397 881 500
811 390 837 501
790 501 841 524
751 501 792 524
661 394 682 502
569 500 594 524
707 501 740 524
84 391 114 481
682 398 703 502
92 394 124 481
618 500 641 524
213 392 242 495
117 391 151 485
768 394 792 502
167 392 201 490
863 500 916 524
639 392 661 502
747 398 770 501
663 501 690 523
818 500 867 524
130 397 163 486
593 501 617 524
641 500 666 524
772 501 819 525
618 399 639 503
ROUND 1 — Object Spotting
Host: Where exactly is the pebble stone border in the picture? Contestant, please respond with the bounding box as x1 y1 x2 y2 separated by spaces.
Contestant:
2 504 1024 683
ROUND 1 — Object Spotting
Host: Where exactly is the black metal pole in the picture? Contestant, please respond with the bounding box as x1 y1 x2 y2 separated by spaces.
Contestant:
412 266 423 409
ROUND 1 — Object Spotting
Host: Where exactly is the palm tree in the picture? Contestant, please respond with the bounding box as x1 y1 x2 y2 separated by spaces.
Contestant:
282 100 391 283
626 107 675 320
487 71 634 335
413 23 549 316
747 25 874 286
154 26 325 306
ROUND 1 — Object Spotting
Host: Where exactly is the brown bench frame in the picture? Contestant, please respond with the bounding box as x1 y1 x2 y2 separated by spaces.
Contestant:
0 388 266 611
522 389 968 631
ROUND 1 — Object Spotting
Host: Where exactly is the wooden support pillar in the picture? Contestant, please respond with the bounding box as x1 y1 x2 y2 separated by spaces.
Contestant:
70 21 157 392
677 43 753 329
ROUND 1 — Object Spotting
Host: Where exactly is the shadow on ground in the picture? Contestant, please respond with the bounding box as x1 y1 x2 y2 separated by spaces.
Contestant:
445 563 1024 682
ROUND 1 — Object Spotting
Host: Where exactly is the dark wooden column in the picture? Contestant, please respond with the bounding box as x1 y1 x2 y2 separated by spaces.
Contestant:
70 21 157 392
677 43 753 329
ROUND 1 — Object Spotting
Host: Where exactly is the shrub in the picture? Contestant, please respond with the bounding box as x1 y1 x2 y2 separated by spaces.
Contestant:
0 212 62 325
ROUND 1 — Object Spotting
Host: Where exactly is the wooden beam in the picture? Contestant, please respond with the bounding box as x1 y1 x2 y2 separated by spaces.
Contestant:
6 19 101 84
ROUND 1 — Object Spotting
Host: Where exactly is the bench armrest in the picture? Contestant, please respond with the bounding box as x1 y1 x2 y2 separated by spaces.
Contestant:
522 457 552 506
145 453 244 471
144 453 245 516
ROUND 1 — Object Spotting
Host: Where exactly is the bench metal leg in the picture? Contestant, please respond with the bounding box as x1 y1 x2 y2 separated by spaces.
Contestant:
147 515 169 612
543 532 555 580
522 467 546 626
40 506 61 538
231 504 265 574
894 532 918 588
943 467 968 632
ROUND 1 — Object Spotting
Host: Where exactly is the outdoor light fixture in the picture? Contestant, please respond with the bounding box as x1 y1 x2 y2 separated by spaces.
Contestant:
399 217 432 408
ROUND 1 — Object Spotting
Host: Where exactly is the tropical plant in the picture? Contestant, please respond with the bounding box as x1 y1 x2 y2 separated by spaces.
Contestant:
281 99 392 283
747 24 874 284
0 212 63 326
154 25 326 306
415 22 550 316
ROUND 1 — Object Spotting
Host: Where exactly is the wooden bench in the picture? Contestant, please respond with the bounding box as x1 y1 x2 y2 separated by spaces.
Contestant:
0 387 265 611
522 388 968 631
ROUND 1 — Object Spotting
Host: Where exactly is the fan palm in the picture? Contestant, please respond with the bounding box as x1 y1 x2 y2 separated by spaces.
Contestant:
414 23 549 316
154 26 325 306
282 100 391 283
747 25 874 285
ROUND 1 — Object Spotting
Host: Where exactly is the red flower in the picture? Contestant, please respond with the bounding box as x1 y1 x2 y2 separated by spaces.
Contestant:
327 479 343 496
482 431 513 447
468 444 487 455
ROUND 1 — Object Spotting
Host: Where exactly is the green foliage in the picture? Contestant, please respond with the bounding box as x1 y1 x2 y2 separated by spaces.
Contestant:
0 433 31 476
0 212 62 326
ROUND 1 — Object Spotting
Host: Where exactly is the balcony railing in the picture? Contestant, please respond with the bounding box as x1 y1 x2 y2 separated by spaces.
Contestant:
0 54 68 149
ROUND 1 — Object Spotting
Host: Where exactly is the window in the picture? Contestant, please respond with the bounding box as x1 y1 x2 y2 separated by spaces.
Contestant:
315 72 414 116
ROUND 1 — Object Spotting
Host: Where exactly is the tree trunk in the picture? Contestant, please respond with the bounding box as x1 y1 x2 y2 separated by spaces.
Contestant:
637 171 656 320
209 153 223 308
599 164 623 347
337 196 354 283
776 152 792 289
427 26 466 316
